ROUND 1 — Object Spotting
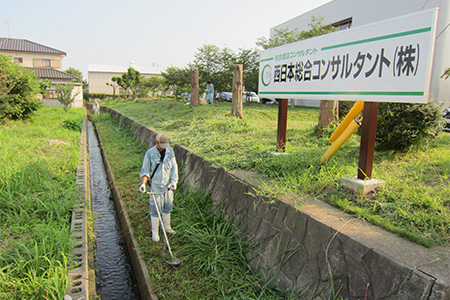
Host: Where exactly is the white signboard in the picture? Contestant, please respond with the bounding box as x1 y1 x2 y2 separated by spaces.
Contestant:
259 9 438 103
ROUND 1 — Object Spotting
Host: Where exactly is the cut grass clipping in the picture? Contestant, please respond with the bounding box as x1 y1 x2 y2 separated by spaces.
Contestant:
98 98 449 247
0 107 84 299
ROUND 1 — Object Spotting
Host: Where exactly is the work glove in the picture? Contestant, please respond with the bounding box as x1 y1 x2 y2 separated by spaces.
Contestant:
169 184 176 191
139 184 146 193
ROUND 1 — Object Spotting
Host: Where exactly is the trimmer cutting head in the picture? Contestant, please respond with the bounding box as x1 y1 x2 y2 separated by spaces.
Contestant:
164 257 181 266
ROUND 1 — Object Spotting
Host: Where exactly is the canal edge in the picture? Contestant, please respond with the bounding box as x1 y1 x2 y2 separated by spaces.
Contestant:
64 110 97 300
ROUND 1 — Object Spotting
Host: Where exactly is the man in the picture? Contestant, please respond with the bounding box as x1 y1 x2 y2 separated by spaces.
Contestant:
139 133 178 242
206 81 214 104
93 100 100 115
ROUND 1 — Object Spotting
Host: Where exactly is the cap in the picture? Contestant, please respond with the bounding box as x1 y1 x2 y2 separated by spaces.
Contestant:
155 133 170 148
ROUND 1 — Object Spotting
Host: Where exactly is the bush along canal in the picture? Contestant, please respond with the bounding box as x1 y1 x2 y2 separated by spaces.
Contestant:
87 120 141 299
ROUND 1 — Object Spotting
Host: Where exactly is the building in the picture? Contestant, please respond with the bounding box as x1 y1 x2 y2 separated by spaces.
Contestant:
88 63 161 96
0 37 83 108
270 0 450 108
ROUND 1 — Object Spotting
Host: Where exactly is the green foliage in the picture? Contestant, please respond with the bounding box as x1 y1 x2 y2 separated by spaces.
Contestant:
114 67 142 99
191 44 260 93
256 16 336 49
161 66 191 98
106 76 120 97
0 107 84 298
38 78 52 96
139 76 166 98
87 93 108 100
442 67 450 79
55 83 77 112
64 67 88 89
376 102 441 151
61 118 82 131
0 54 41 122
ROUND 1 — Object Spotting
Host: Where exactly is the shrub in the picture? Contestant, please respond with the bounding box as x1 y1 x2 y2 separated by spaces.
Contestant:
376 102 441 151
61 118 82 131
87 93 108 100
0 54 41 122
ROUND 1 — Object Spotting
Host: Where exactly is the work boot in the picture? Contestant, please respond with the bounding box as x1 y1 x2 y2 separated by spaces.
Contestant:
151 217 160 242
162 213 176 235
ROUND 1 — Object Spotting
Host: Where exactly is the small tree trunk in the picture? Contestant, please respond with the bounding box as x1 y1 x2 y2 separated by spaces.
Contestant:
317 100 339 136
231 64 243 119
190 70 199 106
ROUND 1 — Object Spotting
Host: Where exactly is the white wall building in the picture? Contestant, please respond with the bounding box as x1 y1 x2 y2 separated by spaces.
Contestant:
88 63 161 96
271 0 450 108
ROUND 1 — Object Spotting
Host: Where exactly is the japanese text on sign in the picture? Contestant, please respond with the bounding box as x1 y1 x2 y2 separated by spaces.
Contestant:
259 9 438 103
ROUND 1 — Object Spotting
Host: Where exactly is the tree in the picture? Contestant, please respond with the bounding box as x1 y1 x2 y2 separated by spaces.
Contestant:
161 66 191 99
140 76 166 98
55 83 79 112
191 44 260 96
257 16 337 136
0 54 41 121
116 67 141 99
106 76 120 98
125 67 142 98
235 48 259 93
256 16 335 49
64 67 88 89
192 44 233 94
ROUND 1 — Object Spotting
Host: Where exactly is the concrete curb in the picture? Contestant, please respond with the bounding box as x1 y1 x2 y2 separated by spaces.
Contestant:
64 113 91 300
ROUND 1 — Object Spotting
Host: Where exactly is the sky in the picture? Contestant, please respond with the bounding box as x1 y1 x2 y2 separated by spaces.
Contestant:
0 0 332 79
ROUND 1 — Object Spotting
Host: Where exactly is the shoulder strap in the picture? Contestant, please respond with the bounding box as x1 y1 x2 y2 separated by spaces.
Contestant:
149 150 165 181
150 162 161 180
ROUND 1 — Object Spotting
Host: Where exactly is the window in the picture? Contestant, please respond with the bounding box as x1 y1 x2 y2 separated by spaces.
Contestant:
46 89 58 99
14 57 23 64
332 18 352 31
43 59 51 67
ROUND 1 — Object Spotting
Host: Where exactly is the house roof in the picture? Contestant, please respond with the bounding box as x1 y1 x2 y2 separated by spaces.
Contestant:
0 37 66 55
25 67 78 80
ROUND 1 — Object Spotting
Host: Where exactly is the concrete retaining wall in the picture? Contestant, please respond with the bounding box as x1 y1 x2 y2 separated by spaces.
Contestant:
103 106 449 300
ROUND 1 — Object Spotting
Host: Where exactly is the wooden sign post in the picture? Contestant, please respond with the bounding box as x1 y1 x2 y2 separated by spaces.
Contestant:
276 99 288 152
357 102 379 180
190 70 199 106
231 64 244 119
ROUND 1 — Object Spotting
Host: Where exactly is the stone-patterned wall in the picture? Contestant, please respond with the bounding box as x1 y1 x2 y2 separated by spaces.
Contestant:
103 106 449 300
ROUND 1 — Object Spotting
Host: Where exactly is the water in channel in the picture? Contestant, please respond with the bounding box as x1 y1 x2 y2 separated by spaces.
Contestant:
87 121 141 300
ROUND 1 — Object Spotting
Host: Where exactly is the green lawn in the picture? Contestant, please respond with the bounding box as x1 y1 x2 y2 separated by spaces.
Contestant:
98 98 449 247
0 107 85 299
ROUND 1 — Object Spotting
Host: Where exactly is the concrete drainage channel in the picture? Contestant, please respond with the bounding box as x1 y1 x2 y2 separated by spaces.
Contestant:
64 113 157 300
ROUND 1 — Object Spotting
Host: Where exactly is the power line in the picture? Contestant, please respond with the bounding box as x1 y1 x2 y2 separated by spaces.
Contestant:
436 21 450 39
421 0 430 10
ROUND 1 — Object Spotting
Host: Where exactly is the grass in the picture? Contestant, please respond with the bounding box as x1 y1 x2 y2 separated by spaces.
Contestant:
92 112 306 299
97 98 449 247
0 107 84 299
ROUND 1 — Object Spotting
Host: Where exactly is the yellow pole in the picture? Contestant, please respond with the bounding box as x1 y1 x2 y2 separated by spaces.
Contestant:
321 117 363 162
329 101 364 142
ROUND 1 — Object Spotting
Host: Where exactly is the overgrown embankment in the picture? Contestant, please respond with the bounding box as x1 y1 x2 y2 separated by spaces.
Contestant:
98 98 450 247
0 108 85 299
